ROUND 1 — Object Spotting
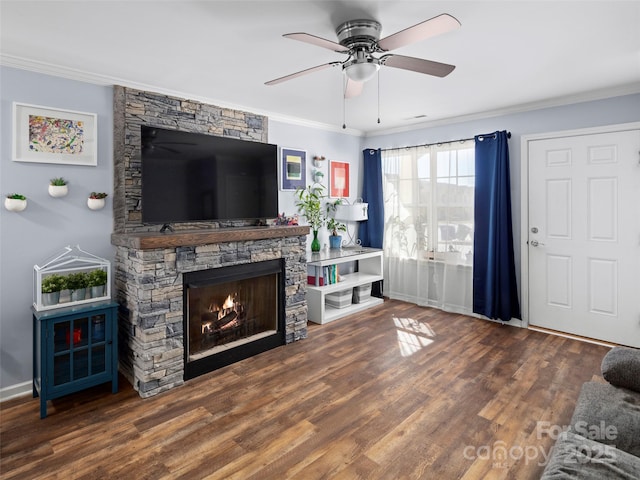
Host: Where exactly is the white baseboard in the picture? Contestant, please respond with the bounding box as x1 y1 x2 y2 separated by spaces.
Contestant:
0 381 32 403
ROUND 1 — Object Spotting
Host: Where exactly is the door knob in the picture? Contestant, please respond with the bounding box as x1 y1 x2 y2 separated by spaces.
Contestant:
530 240 545 247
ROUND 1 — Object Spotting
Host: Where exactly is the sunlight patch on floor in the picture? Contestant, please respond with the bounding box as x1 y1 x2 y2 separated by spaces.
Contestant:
393 316 436 357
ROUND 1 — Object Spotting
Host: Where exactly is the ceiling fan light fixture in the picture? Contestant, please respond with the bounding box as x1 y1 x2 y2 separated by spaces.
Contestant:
344 60 380 82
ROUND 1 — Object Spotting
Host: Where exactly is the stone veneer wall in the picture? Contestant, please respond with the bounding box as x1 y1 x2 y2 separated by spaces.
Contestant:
113 85 268 234
112 86 308 398
115 235 308 398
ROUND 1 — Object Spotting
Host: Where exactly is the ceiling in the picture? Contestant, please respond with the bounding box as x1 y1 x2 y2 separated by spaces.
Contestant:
1 1 639 135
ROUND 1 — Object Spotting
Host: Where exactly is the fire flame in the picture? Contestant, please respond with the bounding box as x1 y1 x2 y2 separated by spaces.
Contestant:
222 294 235 310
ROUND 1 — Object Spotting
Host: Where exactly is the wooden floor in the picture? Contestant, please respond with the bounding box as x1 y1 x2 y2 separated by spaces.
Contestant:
1 299 610 479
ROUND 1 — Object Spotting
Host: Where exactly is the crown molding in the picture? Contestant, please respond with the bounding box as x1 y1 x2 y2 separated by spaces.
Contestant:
363 82 640 137
0 54 363 137
3 54 637 139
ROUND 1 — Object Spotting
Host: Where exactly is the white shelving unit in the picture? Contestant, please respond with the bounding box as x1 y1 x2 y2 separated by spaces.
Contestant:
306 247 383 324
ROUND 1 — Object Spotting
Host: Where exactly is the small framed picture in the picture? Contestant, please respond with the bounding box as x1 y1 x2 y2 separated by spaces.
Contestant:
12 102 98 166
330 160 350 198
280 147 306 191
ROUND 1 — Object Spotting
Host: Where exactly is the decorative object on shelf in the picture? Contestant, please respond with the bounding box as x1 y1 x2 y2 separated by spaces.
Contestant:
274 212 299 226
66 271 89 301
280 147 306 191
33 245 111 311
329 160 350 198
294 184 326 252
87 191 107 210
312 169 324 183
13 102 98 166
333 198 369 247
326 199 347 249
48 177 69 197
41 274 66 306
87 269 108 298
312 155 326 167
4 193 27 212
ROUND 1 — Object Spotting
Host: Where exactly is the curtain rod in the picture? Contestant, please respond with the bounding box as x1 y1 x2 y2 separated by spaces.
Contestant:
379 131 511 152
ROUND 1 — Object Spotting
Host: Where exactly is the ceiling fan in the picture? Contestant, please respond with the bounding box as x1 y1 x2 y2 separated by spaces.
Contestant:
265 13 461 99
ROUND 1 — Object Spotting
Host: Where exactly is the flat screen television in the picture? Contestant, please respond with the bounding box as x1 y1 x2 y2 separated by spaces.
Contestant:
141 126 278 225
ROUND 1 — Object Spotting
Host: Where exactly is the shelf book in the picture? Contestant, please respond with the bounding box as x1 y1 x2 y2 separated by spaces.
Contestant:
307 264 340 286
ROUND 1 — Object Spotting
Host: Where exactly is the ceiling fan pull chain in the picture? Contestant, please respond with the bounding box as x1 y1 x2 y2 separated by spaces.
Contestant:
343 74 347 129
377 69 381 124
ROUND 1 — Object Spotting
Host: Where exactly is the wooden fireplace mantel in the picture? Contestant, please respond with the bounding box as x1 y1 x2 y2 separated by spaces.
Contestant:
111 225 310 250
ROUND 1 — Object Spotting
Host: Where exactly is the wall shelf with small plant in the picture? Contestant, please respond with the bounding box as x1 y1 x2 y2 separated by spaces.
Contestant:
48 177 69 198
87 192 108 210
34 245 111 311
4 193 27 212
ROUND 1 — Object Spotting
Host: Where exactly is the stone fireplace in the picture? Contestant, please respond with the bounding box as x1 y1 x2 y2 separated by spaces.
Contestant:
183 258 285 380
110 86 310 398
112 227 308 398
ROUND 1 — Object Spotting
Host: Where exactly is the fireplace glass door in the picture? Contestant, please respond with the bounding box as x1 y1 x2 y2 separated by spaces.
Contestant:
184 259 284 375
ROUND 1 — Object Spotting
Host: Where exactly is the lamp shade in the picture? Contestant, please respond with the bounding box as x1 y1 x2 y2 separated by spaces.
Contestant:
334 203 368 222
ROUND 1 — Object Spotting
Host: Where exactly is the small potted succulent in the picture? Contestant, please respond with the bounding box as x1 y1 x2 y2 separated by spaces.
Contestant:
48 177 69 197
326 200 347 249
87 269 108 297
87 192 108 210
41 274 67 306
4 193 27 212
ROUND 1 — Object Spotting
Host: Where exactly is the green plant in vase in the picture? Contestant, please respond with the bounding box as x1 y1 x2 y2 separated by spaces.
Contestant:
295 184 326 252
67 272 89 302
87 269 108 297
41 274 67 306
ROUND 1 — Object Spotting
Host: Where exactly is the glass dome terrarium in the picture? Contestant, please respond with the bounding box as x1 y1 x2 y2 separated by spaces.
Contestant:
34 245 111 311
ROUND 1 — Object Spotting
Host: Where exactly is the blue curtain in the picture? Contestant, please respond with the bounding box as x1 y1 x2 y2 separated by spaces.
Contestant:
473 131 521 321
358 148 384 248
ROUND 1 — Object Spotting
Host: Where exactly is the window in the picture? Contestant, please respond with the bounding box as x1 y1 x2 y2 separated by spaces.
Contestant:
382 142 475 262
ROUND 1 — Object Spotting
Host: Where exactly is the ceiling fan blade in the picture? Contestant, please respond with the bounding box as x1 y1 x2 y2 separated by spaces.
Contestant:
265 62 341 86
377 13 461 52
344 78 364 98
284 33 349 53
381 54 455 78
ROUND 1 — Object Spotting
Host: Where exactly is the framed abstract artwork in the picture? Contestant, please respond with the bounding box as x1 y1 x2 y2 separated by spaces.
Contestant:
12 102 98 166
329 160 350 198
280 147 306 191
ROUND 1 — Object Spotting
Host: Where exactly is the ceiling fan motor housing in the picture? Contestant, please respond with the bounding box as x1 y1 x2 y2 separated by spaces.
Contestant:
336 19 382 50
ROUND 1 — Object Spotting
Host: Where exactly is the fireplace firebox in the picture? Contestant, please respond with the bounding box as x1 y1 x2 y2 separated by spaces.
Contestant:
183 259 285 379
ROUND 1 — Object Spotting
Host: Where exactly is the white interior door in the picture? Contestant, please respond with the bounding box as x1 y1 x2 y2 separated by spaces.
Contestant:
527 127 640 347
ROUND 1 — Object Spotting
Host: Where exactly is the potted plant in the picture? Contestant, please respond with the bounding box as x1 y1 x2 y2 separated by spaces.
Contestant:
87 269 108 297
326 200 347 249
4 193 27 212
67 271 89 302
48 177 69 197
294 184 326 252
87 192 108 210
41 274 66 306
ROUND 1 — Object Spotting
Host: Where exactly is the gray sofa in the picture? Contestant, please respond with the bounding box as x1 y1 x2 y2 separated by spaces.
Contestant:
541 346 640 479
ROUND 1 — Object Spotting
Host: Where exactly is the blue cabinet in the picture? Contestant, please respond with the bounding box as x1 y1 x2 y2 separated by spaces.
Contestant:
32 301 118 418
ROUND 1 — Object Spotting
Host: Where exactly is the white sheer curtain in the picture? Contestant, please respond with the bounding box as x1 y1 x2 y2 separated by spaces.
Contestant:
382 141 475 314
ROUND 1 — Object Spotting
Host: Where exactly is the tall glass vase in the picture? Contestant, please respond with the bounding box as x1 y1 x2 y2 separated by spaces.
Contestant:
311 230 321 252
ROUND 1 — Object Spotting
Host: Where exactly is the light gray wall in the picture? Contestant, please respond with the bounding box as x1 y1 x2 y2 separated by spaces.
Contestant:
0 67 114 392
269 120 362 249
364 93 640 310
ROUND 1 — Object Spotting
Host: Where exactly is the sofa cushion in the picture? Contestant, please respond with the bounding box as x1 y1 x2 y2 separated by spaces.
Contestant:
601 347 640 393
540 431 640 480
570 382 640 458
